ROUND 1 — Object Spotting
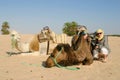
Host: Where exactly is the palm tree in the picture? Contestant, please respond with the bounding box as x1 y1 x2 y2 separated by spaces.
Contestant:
1 21 10 35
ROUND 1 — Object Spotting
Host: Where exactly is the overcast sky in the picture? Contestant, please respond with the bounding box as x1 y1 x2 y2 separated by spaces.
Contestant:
0 0 120 34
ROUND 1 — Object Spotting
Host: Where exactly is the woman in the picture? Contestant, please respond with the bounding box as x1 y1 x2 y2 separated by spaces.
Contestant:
91 29 110 62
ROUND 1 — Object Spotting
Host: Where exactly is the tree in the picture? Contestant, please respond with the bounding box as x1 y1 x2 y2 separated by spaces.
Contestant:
1 21 10 35
62 21 78 36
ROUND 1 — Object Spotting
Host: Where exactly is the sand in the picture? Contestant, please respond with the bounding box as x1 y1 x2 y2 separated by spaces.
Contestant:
0 34 120 80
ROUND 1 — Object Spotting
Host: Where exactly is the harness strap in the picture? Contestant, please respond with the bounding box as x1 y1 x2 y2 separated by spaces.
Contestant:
52 57 80 70
11 36 17 49
51 47 80 70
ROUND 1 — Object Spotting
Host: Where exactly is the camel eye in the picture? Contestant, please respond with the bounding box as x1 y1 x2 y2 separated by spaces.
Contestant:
50 54 54 57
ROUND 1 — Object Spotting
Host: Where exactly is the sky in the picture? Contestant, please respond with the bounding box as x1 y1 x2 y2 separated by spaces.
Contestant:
0 0 120 34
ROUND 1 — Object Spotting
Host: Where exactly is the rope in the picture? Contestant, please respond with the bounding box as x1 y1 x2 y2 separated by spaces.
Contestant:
52 57 80 70
7 36 17 56
51 47 80 70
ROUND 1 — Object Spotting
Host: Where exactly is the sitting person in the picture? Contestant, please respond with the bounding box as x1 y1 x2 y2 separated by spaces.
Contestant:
76 25 87 35
71 25 87 48
91 29 110 62
71 25 91 50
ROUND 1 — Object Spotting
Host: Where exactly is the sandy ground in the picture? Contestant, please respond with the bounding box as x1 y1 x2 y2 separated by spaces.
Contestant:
0 34 120 80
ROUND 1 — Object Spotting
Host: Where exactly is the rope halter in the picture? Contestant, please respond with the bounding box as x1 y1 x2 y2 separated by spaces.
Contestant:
51 47 80 70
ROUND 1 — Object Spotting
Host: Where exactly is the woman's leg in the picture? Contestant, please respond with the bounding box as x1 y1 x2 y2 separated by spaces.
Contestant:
100 47 109 62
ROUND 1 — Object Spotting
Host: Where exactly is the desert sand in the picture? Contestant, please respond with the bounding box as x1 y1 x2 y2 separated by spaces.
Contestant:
0 34 120 80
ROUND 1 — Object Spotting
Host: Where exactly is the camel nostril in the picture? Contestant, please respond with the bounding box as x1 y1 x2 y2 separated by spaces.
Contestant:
45 61 54 68
45 57 55 68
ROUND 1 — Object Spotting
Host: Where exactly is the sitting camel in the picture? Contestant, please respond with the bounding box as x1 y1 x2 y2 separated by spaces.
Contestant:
45 31 93 67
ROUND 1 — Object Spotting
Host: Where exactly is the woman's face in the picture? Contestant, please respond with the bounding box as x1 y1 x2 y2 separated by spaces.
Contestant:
96 32 102 37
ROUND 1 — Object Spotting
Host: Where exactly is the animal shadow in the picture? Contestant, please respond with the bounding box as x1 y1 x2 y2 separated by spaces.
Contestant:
6 51 31 56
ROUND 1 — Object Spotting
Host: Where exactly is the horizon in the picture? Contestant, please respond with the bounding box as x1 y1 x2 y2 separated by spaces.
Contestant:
0 0 120 35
